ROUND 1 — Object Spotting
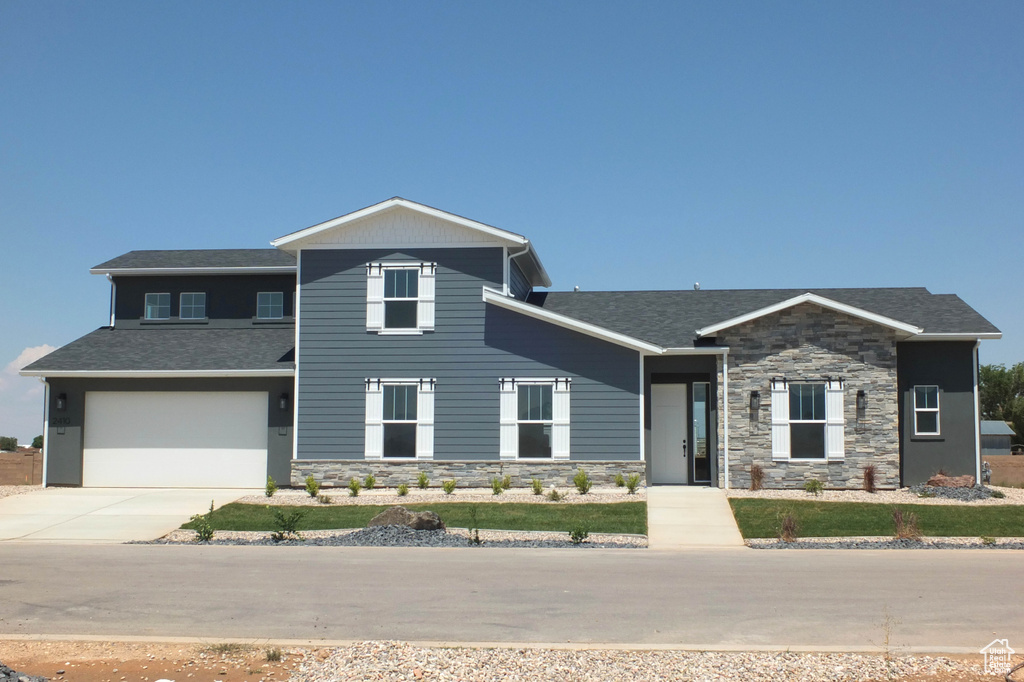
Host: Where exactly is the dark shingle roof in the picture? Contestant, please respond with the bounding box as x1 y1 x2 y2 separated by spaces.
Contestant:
92 249 296 271
528 288 1000 348
22 328 295 373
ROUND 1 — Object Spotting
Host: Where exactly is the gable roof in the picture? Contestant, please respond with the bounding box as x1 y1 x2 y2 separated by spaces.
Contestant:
91 249 296 275
528 287 1000 349
981 420 1016 436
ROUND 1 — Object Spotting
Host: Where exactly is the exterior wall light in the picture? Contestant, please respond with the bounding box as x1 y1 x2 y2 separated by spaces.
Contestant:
56 393 67 411
856 390 867 412
279 393 289 411
750 390 760 411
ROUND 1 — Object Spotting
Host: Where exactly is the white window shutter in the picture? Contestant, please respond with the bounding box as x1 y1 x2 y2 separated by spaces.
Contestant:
770 380 790 461
365 380 383 459
552 379 571 460
417 380 435 460
418 264 435 331
826 381 845 460
499 379 517 460
366 264 384 331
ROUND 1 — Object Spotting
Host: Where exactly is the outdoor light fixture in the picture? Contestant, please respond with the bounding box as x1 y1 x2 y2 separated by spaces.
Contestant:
279 393 289 411
750 390 760 411
56 393 67 411
857 390 867 412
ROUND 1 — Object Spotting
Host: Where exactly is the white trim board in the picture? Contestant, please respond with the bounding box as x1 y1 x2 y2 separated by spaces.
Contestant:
19 369 294 378
695 293 924 337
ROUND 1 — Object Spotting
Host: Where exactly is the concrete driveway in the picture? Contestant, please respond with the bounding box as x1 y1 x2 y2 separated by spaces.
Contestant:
0 488 254 543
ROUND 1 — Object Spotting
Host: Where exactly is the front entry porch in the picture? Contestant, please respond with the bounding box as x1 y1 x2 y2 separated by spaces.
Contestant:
646 356 718 486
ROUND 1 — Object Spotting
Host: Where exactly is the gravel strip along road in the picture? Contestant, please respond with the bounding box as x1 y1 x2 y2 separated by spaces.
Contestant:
727 485 1024 505
294 642 994 682
749 536 1024 549
0 484 42 500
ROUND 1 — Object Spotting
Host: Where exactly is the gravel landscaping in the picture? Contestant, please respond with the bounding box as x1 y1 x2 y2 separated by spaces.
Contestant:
727 484 1024 506
294 641 994 682
241 486 644 506
750 536 1024 550
0 484 42 501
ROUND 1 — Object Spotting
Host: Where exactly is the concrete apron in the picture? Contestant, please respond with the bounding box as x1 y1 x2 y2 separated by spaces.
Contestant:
0 488 254 543
646 486 745 549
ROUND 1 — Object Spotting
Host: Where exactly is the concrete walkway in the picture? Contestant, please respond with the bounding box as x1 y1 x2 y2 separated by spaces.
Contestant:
0 487 254 543
646 486 745 549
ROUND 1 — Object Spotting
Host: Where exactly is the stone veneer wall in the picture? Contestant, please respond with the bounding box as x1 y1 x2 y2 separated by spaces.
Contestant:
292 460 645 489
715 304 901 490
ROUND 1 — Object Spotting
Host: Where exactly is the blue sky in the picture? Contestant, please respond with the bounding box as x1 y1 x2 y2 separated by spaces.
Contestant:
1 1 1021 442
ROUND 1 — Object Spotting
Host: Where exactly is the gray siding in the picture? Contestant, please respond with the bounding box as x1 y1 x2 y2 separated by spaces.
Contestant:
897 341 978 485
509 260 532 300
43 377 293 486
297 247 640 462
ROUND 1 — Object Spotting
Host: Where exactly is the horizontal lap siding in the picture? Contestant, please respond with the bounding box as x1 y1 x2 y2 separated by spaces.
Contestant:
298 248 640 461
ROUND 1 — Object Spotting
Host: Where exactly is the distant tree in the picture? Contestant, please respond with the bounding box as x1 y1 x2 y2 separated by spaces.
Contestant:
979 363 1024 444
32 435 43 449
0 436 17 452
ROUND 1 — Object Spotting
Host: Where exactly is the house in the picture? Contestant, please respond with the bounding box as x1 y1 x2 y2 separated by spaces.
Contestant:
21 198 1001 490
981 420 1016 457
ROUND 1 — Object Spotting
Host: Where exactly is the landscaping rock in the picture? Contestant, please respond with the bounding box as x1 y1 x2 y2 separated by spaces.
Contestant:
910 483 996 502
367 506 445 531
925 473 976 488
0 661 47 682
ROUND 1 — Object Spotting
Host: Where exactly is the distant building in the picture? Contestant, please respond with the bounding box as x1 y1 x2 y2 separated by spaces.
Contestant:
981 420 1016 457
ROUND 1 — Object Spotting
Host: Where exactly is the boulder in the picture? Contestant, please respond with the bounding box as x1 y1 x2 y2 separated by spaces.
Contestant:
925 473 976 488
367 506 445 531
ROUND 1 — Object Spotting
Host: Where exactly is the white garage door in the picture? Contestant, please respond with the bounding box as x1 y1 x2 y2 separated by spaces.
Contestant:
83 391 268 488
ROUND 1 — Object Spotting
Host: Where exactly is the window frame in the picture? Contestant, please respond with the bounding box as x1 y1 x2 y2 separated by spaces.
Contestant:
913 385 941 436
771 377 845 462
144 292 171 320
516 382 555 459
499 377 571 461
256 291 285 320
364 378 435 460
178 292 207 320
381 383 419 459
366 261 436 334
787 382 827 460
383 267 420 331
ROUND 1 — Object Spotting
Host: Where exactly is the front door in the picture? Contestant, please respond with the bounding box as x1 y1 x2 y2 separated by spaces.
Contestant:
651 383 688 484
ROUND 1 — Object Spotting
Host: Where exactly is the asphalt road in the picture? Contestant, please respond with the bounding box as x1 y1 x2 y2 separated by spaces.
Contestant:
1 545 1021 651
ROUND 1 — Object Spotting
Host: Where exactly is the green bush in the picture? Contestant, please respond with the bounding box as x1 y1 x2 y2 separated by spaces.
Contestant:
364 474 376 490
546 487 564 502
501 474 512 491
305 475 320 498
31 435 43 449
991 489 1006 499
190 501 215 542
803 478 823 497
348 477 362 497
530 478 544 495
270 507 307 542
318 493 332 504
443 479 457 495
614 473 625 488
491 477 504 495
265 475 278 498
417 471 430 489
573 468 592 495
397 483 409 496
569 524 589 545
265 648 282 662
625 473 642 494
0 437 17 452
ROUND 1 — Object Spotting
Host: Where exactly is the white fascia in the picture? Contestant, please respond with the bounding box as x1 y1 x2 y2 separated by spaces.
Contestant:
271 198 530 249
655 347 730 356
482 287 663 354
907 332 1003 341
90 267 296 276
19 369 294 378
695 292 924 337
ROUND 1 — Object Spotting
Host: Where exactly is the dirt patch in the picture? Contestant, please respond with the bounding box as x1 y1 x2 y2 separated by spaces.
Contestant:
0 640 299 682
986 455 1024 487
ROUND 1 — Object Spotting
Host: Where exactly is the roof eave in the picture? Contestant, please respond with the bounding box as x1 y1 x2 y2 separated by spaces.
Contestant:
90 266 297 276
906 332 1002 341
19 369 295 378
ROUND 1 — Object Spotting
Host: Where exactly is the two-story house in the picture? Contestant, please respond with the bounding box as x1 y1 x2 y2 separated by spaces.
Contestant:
22 198 1001 490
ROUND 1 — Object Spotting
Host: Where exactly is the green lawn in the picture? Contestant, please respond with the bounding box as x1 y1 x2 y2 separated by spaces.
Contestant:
729 498 1024 539
183 501 647 535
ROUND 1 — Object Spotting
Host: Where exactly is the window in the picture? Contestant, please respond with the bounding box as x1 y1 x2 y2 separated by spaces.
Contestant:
771 378 844 461
257 292 284 319
366 262 436 333
499 378 570 460
144 293 170 320
365 379 434 459
914 385 940 435
179 292 206 320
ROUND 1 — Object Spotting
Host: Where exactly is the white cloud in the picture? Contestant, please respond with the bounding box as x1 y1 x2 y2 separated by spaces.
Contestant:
5 345 57 376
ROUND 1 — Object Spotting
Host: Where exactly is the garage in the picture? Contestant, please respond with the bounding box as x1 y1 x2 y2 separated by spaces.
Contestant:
83 391 269 488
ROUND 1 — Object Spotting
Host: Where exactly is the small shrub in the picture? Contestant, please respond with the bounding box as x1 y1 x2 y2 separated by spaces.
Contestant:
265 475 278 498
501 474 512 491
348 477 362 497
265 648 282 662
625 473 642 494
614 473 626 487
530 478 544 495
467 505 482 545
417 471 430 489
803 478 823 497
364 474 376 490
190 501 215 542
892 507 922 541
31 435 43 449
305 475 320 498
569 524 589 545
749 464 764 491
270 507 307 542
0 436 17 452
573 468 592 495
318 493 332 504
397 483 409 496
546 487 564 502
980 535 996 546
917 489 936 498
990 488 1005 499
862 465 877 494
491 477 504 495
443 479 457 495
778 512 799 543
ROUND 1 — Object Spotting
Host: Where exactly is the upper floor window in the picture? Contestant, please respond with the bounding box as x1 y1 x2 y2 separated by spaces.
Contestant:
179 292 206 320
771 378 845 461
144 293 170 320
257 292 284 319
366 262 436 333
914 385 940 435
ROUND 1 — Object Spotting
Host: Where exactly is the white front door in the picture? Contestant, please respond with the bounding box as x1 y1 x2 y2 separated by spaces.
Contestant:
651 383 688 484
